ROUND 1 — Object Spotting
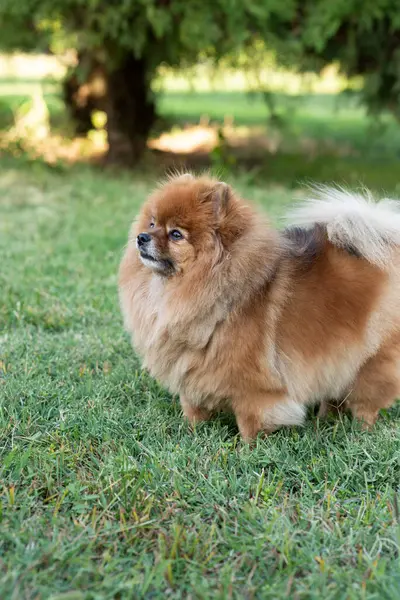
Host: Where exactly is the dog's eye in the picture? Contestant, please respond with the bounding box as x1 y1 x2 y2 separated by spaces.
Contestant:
169 229 183 241
149 222 155 229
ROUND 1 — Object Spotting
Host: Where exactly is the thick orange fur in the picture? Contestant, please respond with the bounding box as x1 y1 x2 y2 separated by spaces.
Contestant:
118 174 400 441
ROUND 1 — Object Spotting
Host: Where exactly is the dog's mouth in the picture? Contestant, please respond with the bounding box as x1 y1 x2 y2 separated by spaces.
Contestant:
139 250 175 274
139 251 157 262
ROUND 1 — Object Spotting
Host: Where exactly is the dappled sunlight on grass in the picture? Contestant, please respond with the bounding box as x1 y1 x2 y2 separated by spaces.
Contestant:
1 131 107 165
148 122 358 160
149 125 218 153
0 121 358 175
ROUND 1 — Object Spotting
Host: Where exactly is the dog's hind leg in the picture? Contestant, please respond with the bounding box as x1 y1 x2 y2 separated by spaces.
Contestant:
347 338 400 427
233 392 306 442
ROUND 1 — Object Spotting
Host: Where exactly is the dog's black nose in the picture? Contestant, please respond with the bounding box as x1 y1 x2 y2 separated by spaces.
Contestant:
137 232 151 247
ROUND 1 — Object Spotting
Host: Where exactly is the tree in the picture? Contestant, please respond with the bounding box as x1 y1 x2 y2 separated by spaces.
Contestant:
0 1 294 163
272 1 400 120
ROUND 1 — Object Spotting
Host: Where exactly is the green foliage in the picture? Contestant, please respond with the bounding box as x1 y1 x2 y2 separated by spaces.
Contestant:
0 1 292 68
275 0 400 117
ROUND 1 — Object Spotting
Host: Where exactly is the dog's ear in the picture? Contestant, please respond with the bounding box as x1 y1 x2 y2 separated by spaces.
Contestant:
204 181 246 246
203 181 232 220
213 182 231 215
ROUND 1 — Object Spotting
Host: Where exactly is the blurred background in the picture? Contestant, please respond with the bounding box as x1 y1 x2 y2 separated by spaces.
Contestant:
0 1 400 189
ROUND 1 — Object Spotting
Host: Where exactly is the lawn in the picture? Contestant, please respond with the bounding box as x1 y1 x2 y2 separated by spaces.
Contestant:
0 155 399 599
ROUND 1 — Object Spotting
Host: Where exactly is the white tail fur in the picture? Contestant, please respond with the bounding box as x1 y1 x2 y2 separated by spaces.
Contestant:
285 186 400 268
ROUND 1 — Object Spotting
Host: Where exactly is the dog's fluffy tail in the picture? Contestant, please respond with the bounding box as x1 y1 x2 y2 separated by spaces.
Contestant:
285 186 400 268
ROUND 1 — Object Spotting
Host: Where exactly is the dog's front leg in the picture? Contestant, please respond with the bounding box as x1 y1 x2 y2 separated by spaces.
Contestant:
180 395 211 426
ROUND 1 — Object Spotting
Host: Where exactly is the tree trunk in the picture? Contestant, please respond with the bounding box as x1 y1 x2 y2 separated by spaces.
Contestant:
63 52 107 136
63 52 156 163
105 54 156 164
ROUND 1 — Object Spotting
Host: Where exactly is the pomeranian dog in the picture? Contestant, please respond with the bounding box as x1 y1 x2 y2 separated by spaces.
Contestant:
118 173 400 441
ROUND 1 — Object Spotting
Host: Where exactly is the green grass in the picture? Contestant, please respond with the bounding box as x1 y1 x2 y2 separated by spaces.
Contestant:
0 156 399 599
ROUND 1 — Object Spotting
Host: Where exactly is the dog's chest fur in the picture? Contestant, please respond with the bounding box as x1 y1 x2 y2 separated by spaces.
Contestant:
123 272 280 407
125 275 222 400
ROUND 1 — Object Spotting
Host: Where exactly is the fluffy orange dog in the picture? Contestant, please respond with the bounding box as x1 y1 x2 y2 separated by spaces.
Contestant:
119 173 400 441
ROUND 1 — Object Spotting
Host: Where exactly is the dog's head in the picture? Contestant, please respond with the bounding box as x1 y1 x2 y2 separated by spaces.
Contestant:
134 173 249 276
